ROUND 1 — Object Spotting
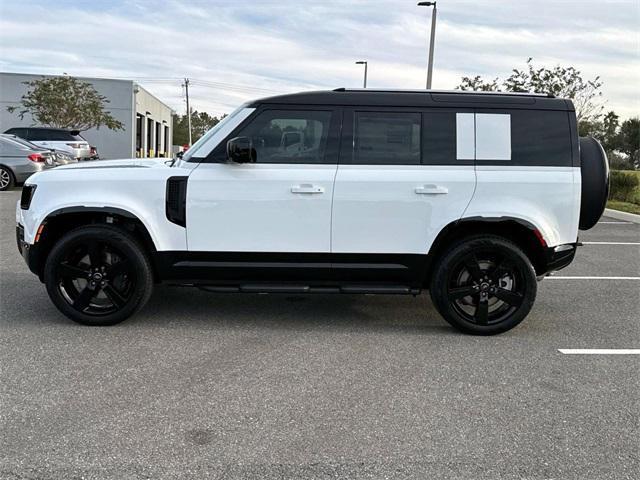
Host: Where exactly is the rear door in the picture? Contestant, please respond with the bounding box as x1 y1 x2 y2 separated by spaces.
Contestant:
330 108 476 281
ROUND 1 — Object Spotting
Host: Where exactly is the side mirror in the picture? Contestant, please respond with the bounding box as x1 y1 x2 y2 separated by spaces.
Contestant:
227 136 255 163
175 151 184 159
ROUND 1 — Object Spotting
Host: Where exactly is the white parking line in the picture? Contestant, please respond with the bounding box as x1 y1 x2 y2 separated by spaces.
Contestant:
597 221 632 224
546 276 640 280
559 349 640 355
582 242 640 245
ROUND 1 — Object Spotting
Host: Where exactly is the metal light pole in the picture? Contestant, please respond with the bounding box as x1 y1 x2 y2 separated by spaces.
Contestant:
418 1 437 89
355 60 368 88
183 78 192 146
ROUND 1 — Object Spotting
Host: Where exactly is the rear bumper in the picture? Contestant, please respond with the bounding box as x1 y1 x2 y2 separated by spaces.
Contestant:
11 162 50 184
543 243 578 274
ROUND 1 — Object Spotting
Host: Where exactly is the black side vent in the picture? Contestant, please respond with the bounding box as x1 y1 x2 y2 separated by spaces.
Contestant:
20 184 37 210
166 176 188 227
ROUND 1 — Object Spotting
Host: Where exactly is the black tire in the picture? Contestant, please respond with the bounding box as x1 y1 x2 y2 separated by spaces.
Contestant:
430 235 537 335
44 225 153 326
579 136 609 230
0 166 14 191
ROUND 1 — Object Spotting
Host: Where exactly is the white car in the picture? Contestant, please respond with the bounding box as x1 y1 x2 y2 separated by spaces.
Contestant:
16 89 609 334
4 127 92 160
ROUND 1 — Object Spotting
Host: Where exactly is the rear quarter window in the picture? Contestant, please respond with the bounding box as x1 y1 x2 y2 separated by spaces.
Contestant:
510 110 572 166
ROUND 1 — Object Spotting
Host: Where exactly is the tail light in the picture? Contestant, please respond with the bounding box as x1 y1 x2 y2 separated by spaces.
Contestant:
90 146 97 155
28 153 45 162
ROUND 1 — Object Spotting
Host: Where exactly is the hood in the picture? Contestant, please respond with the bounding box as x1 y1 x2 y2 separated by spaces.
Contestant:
55 158 169 170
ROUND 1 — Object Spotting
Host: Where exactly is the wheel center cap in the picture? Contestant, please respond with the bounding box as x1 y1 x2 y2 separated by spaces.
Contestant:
480 282 490 292
92 272 103 282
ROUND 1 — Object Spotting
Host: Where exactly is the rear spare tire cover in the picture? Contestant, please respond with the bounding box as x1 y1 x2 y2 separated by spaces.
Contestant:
579 136 609 230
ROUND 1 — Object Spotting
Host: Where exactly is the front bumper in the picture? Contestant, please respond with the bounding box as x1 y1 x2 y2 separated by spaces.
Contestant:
16 224 42 279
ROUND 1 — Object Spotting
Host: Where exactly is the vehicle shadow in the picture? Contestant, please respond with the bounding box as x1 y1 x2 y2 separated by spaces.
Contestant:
1 268 454 335
132 285 453 335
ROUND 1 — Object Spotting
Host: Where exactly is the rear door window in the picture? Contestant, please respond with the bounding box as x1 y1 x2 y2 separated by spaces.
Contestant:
353 111 421 165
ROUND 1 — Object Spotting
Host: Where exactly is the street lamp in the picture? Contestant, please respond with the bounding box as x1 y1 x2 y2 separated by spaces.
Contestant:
355 60 368 88
417 1 437 89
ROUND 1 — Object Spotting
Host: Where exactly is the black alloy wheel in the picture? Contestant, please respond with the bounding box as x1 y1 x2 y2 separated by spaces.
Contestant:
430 235 537 335
44 225 153 326
56 240 134 315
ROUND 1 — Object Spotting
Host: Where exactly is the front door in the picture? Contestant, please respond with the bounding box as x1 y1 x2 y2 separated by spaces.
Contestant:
187 107 340 257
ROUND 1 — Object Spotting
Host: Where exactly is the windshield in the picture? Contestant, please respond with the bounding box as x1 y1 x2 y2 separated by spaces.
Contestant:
182 105 252 161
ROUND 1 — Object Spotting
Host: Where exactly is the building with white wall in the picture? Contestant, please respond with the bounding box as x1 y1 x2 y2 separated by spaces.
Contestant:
0 72 174 160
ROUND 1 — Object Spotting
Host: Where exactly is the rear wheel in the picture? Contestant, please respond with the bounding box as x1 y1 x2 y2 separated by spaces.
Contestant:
0 166 14 191
430 235 537 335
44 225 153 326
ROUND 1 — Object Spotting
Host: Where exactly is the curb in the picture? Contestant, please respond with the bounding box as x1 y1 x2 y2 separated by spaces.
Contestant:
604 208 640 224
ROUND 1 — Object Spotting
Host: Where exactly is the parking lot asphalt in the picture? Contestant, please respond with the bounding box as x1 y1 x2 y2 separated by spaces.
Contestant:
1 188 638 480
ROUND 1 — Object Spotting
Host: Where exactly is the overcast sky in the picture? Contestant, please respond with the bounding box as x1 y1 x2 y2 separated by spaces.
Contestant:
1 0 638 118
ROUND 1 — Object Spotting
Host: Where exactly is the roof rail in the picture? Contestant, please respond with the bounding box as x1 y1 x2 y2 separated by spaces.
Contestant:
332 87 554 98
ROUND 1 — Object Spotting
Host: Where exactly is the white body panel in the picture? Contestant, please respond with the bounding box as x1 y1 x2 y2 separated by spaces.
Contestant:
186 163 337 252
16 159 194 250
465 166 581 247
331 165 476 254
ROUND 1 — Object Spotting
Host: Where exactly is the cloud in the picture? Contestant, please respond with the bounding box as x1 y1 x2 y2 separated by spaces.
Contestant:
0 0 637 118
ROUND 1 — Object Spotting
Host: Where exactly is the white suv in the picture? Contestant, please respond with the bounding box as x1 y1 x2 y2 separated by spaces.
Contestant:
16 89 609 334
4 127 92 160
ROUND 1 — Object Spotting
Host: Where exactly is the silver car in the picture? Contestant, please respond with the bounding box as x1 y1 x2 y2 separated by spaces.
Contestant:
4 127 92 160
0 135 56 190
3 134 77 166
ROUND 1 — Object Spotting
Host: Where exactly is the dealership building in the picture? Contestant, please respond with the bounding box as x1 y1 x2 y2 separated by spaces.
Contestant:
0 72 174 160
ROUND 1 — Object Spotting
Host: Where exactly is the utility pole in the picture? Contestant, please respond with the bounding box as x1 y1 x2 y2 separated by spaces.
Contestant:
355 61 368 88
418 2 437 89
183 78 192 146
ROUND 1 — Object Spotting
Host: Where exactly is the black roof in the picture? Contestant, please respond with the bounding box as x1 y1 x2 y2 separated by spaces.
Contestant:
249 88 574 111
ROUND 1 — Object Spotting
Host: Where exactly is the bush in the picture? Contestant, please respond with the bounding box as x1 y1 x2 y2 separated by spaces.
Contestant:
609 170 639 203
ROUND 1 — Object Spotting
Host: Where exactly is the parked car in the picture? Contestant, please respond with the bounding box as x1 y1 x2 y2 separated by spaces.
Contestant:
15 89 609 334
0 134 56 190
2 134 77 166
4 127 92 160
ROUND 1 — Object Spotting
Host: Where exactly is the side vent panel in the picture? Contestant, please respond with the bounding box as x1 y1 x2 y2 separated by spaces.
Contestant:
166 176 188 227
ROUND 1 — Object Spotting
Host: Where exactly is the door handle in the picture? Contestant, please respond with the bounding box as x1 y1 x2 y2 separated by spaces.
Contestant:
415 184 448 195
291 184 324 194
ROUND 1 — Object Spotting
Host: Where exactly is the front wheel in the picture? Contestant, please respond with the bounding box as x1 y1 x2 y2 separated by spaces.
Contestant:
430 235 537 335
44 225 154 326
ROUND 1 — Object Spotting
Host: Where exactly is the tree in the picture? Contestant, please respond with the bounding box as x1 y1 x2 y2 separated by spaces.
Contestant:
457 75 500 92
6 75 123 131
456 58 604 123
172 110 225 146
618 118 640 167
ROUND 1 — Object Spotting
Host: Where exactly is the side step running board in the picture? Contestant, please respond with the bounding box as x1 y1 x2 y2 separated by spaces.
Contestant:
196 284 421 295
